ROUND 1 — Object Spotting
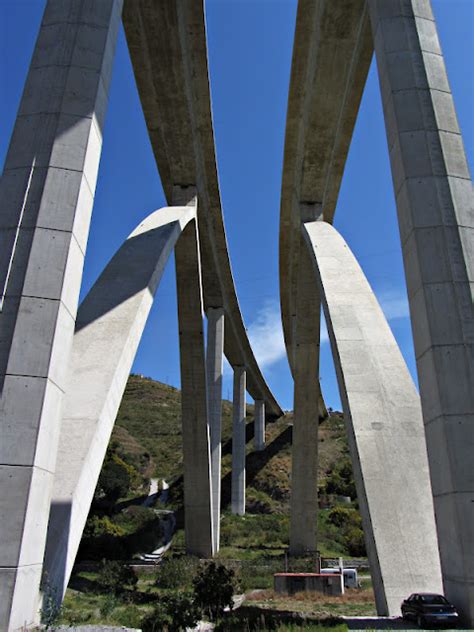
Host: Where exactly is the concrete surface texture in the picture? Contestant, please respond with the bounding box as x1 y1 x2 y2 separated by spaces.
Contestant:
253 399 265 451
0 1 123 629
42 206 196 603
289 238 321 556
303 220 443 615
368 1 474 624
231 366 247 516
173 189 215 558
207 307 225 551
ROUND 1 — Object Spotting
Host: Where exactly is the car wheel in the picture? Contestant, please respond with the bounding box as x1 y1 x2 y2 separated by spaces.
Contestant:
417 615 424 629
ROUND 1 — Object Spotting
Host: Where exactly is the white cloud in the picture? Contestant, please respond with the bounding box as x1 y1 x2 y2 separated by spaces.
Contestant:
378 289 410 320
246 301 330 370
247 301 286 369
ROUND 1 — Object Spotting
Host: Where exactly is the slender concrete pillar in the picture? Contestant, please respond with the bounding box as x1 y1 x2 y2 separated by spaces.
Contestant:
254 399 265 451
289 236 320 555
231 366 247 515
368 1 474 623
174 186 214 557
206 307 224 552
0 2 122 628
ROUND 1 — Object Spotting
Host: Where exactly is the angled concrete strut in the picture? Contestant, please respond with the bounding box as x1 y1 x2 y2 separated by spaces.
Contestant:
303 220 442 615
43 205 211 601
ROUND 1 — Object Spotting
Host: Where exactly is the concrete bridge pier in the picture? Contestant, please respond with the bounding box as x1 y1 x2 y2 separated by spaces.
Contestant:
174 187 214 557
368 1 474 623
206 307 225 552
0 1 122 628
254 399 265 451
289 240 320 555
231 366 246 515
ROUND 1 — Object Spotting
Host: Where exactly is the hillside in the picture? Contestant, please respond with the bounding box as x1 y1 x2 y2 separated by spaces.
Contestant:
61 375 369 627
112 374 350 509
74 372 366 572
92 374 363 558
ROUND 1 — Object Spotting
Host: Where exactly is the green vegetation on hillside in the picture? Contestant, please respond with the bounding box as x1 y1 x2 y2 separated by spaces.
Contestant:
59 374 373 628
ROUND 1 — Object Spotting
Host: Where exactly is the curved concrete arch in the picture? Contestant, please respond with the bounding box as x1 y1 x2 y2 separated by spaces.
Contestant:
42 205 205 601
303 220 442 615
122 1 282 417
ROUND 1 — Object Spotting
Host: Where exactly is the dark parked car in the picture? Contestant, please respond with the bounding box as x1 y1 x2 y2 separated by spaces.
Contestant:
401 593 459 628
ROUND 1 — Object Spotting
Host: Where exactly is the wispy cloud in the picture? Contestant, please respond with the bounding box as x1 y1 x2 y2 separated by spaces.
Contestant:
378 289 410 320
248 301 286 369
246 301 330 370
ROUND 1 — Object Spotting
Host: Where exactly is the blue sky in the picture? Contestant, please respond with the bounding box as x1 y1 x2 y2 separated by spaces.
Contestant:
1 1 472 411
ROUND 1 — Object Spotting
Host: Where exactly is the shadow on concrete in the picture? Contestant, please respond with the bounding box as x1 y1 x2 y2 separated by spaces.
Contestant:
41 500 71 609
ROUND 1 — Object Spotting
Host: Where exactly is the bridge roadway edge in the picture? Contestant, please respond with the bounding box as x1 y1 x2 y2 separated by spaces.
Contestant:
122 0 283 419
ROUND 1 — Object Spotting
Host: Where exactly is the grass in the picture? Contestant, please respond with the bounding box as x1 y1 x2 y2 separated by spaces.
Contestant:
245 588 376 617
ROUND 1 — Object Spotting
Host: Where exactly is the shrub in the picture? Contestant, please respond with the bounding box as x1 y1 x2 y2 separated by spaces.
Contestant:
83 515 126 538
193 562 236 622
326 506 366 557
324 457 356 499
141 592 201 632
97 455 131 503
96 560 138 594
155 555 200 590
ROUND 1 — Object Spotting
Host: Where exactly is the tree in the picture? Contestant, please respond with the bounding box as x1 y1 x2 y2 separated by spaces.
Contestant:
141 592 201 632
96 559 138 594
96 454 131 503
193 562 236 622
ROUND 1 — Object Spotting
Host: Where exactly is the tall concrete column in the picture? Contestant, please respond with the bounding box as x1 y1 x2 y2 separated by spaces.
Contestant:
173 186 214 558
369 1 474 623
289 237 320 555
254 399 265 451
0 2 122 628
206 307 224 552
231 366 247 515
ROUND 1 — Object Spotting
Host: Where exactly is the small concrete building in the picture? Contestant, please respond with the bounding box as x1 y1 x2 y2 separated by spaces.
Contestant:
274 572 344 596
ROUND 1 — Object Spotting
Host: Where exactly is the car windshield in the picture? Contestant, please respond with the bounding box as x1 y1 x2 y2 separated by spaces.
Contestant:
420 595 449 605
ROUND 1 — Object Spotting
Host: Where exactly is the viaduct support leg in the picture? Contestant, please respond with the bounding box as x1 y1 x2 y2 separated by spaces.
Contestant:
0 2 122 628
206 307 224 553
289 238 320 555
231 366 246 515
369 1 474 623
174 187 214 557
254 399 265 451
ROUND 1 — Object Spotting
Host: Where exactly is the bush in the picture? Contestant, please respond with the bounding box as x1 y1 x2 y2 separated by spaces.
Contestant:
96 560 138 594
193 562 236 622
326 507 366 557
141 592 201 632
83 515 126 538
324 457 356 499
97 455 131 503
155 555 200 590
